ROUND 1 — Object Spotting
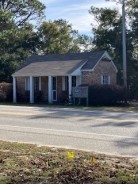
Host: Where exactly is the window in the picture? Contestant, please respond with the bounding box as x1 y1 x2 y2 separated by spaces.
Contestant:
34 77 39 91
101 75 110 85
62 76 77 91
65 76 68 91
52 77 56 90
52 77 57 101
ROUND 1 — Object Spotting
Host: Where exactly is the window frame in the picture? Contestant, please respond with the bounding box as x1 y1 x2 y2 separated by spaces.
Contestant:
101 75 110 85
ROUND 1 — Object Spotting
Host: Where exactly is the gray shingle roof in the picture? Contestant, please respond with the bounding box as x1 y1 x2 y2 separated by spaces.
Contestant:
12 50 105 77
81 51 105 70
13 59 86 77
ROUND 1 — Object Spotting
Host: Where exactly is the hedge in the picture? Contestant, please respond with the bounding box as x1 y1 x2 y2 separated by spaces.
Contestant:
88 85 127 106
0 83 13 102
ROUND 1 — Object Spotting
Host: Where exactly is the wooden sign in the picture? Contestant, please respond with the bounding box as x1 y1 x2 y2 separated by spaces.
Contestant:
72 86 88 106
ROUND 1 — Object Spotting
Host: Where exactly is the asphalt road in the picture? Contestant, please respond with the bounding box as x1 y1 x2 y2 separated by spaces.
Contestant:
0 105 138 157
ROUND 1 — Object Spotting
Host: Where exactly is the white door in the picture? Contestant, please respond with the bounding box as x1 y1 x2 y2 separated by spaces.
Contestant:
52 76 57 101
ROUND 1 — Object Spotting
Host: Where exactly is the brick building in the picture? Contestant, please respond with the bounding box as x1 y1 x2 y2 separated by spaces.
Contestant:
12 50 118 104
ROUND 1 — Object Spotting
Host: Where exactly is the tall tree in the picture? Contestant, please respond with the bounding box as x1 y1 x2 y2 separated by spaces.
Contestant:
38 19 80 54
0 22 39 81
89 7 123 81
89 1 138 98
0 0 45 82
0 0 45 26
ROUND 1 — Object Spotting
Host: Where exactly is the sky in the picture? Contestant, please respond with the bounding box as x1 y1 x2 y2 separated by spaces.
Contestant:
39 0 120 35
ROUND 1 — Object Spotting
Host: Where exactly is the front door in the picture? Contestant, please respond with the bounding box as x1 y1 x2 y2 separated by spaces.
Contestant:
52 76 57 101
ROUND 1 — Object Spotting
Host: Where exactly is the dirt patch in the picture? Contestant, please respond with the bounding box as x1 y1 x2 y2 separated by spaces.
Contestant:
0 141 137 184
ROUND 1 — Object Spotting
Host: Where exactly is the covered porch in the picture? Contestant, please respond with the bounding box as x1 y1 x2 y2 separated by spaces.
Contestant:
13 75 81 104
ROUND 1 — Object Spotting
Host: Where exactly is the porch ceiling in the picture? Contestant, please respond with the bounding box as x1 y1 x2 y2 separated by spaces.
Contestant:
12 59 86 77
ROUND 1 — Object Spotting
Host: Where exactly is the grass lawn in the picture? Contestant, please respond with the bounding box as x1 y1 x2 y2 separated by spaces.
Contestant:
0 141 137 184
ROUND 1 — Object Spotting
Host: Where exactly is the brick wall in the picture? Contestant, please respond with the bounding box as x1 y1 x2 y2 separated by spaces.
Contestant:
16 77 26 101
81 60 117 85
16 77 25 94
41 76 48 102
57 76 62 101
16 76 49 102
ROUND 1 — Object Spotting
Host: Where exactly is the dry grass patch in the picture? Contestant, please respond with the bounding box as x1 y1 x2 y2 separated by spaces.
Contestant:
0 141 137 184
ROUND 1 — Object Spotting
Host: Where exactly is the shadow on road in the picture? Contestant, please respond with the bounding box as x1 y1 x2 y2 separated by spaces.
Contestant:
114 132 138 157
91 121 138 128
28 107 138 157
29 107 138 121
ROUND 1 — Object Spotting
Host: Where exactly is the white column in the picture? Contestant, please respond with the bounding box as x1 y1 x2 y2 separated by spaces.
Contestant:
48 76 52 104
13 77 17 103
39 77 42 91
68 75 72 100
30 76 34 103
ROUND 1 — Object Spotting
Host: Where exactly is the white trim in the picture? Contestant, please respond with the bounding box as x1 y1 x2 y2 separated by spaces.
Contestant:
81 52 105 72
101 75 103 85
24 77 27 91
13 77 17 103
105 51 118 72
104 51 112 60
108 76 111 85
30 76 34 103
68 75 72 99
71 60 88 76
80 69 94 72
62 76 65 91
48 76 52 104
101 75 111 85
25 78 26 90
90 51 107 71
81 51 118 73
52 76 57 101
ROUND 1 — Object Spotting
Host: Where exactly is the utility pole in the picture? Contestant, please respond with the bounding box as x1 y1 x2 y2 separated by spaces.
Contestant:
122 0 127 88
106 0 127 88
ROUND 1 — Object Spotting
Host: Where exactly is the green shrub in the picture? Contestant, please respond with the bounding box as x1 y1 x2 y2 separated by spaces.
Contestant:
0 83 12 102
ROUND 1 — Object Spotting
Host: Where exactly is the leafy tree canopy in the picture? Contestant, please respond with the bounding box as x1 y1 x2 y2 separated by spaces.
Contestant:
38 19 80 54
89 0 138 99
0 0 45 26
0 0 45 82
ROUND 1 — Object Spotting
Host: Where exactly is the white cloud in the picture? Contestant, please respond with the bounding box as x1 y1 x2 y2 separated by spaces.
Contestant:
40 0 63 5
40 0 121 35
